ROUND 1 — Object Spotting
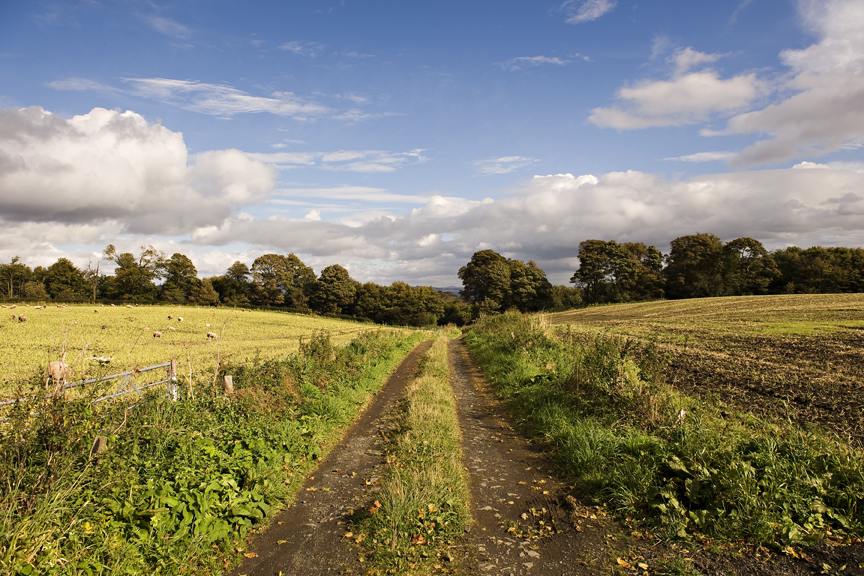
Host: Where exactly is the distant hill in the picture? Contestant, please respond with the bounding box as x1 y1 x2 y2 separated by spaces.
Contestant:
432 286 461 295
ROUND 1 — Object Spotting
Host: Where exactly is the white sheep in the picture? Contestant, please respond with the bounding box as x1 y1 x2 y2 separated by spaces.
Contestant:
153 331 162 338
207 331 217 340
18 315 27 322
167 326 176 331
178 317 184 322
47 361 72 396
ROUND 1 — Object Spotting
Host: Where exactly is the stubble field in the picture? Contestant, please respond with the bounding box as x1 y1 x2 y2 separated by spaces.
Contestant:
550 293 864 444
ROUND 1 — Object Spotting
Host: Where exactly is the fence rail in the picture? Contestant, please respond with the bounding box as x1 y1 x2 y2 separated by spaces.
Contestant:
0 360 178 407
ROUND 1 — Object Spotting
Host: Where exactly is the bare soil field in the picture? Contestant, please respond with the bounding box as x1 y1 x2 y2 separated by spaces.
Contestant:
550 294 864 444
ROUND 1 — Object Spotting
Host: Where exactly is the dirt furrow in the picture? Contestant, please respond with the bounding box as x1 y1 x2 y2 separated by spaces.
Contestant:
448 338 613 576
227 339 433 576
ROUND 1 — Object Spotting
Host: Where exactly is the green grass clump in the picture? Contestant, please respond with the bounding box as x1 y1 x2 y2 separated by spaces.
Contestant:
354 337 470 573
0 330 426 576
465 312 864 546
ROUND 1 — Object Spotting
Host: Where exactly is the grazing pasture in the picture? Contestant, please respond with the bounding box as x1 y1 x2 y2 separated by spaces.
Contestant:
550 294 864 443
0 304 376 394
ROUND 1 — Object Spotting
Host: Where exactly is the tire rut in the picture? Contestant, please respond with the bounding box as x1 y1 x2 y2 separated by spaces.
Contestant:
448 337 613 576
227 339 434 576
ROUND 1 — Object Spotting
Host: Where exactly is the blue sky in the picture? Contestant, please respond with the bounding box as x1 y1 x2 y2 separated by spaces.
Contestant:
2 0 863 285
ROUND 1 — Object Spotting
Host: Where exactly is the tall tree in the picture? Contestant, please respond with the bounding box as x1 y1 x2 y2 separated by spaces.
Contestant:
664 233 726 299
0 256 31 298
103 244 164 301
160 253 198 302
45 258 88 301
723 237 780 295
458 250 511 312
212 261 252 305
309 264 357 314
250 253 315 308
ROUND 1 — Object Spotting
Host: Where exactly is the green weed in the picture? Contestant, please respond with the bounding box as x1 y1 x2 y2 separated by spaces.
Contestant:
465 312 864 546
1 329 425 575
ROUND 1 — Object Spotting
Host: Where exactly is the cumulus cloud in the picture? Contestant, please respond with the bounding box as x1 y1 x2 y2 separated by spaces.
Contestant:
0 106 276 234
498 56 570 71
589 48 767 129
562 0 617 24
723 0 864 165
474 156 539 175
178 165 864 285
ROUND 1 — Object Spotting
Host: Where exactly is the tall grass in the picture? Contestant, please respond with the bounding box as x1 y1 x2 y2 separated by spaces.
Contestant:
354 337 470 573
0 330 426 576
465 312 864 546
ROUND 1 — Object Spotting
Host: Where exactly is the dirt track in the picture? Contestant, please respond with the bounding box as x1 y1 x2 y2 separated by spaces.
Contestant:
227 339 434 576
227 336 864 576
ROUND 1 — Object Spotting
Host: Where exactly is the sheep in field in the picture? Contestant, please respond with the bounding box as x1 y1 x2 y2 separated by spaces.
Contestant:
47 361 72 396
153 331 162 338
207 331 217 340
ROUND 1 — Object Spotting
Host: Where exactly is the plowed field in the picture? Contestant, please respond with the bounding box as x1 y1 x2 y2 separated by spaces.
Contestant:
550 294 864 444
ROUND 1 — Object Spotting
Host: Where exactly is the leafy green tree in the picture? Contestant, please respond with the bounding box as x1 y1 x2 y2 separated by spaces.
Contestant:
571 240 659 304
0 256 32 298
211 261 251 305
250 253 315 308
507 259 553 312
103 244 164 301
309 264 357 314
45 258 87 301
23 281 49 300
189 278 220 305
723 237 780 295
549 285 583 310
458 250 511 312
160 253 199 302
664 233 726 299
351 282 385 321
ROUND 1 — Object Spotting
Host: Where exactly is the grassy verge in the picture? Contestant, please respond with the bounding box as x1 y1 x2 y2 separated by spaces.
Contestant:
353 337 470 574
1 330 426 576
464 312 864 548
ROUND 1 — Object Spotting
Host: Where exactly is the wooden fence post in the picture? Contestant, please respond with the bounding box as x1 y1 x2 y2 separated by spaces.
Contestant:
169 359 178 401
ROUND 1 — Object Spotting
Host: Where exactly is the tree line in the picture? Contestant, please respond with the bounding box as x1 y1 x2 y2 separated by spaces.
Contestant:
0 246 474 327
572 233 864 304
2 233 863 324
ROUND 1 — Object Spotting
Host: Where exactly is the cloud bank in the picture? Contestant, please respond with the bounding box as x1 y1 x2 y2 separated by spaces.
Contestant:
0 106 276 235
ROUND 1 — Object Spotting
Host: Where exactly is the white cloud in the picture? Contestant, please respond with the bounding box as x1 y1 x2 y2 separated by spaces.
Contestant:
278 41 325 57
46 78 117 92
247 149 426 173
562 0 617 24
499 56 570 71
119 78 329 118
331 109 403 123
665 151 737 163
474 156 539 175
0 106 276 235
142 15 191 39
176 165 864 285
724 0 864 165
6 153 864 285
589 52 767 129
273 186 429 204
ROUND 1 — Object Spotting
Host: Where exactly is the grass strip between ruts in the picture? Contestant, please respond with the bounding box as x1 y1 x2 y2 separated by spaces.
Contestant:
354 337 470 575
